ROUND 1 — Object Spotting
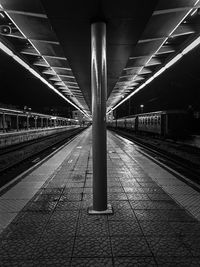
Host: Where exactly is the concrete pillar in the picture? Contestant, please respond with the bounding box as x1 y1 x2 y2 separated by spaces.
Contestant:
89 22 112 214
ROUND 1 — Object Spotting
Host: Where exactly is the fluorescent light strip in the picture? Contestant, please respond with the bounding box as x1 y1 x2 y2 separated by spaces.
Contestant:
107 35 200 115
0 41 90 118
1 9 89 117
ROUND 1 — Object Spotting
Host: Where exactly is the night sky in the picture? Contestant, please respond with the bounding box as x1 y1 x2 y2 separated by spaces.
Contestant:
0 42 200 118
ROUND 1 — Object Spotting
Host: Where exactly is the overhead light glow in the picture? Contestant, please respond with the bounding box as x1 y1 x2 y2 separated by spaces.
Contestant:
165 54 182 69
153 67 166 78
0 42 14 57
182 36 200 55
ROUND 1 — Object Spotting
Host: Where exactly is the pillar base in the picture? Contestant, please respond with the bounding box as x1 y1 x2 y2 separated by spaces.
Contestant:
88 204 113 215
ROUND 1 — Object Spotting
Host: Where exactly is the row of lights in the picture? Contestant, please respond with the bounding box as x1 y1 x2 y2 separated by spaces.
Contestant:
0 4 90 119
107 3 200 115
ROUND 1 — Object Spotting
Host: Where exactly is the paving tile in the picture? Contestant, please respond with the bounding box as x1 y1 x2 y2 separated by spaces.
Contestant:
108 192 128 200
0 238 37 260
33 236 74 259
59 193 82 201
111 236 152 256
71 257 113 267
77 219 109 236
156 256 200 266
182 236 200 256
147 236 191 257
126 193 149 200
114 257 157 266
55 201 81 210
141 187 165 194
109 220 143 236
24 201 56 213
73 236 112 257
123 187 145 193
170 222 200 237
147 193 173 201
1 221 44 240
140 221 176 236
159 209 197 222
134 210 167 221
79 209 108 222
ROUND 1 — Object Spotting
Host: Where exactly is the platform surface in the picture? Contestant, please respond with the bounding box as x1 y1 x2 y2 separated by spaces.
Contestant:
0 126 200 266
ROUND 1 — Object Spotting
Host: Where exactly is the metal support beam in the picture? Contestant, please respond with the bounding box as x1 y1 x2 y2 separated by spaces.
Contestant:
89 22 113 214
16 115 19 131
2 113 6 132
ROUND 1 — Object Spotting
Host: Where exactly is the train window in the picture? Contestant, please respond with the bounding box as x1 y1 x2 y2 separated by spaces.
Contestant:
145 118 147 124
148 118 150 125
158 117 161 125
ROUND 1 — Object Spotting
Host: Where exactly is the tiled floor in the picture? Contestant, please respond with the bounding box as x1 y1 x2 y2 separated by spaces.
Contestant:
0 127 200 266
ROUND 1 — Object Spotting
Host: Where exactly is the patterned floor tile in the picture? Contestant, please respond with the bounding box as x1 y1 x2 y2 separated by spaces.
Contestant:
147 236 191 257
140 221 176 236
156 256 200 266
0 258 71 267
33 236 74 259
114 257 157 266
159 210 197 222
24 201 56 213
73 236 112 257
109 220 143 236
71 257 113 267
77 219 109 236
59 193 82 201
55 201 81 210
108 193 128 200
123 187 145 193
182 236 200 256
0 238 37 260
1 221 44 240
130 200 156 210
108 209 137 221
126 193 149 201
141 187 165 194
134 210 167 221
79 209 108 221
147 193 173 201
170 222 200 237
111 236 151 256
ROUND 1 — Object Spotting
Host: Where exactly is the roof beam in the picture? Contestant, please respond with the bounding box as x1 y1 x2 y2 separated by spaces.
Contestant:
153 7 191 15
1 9 47 18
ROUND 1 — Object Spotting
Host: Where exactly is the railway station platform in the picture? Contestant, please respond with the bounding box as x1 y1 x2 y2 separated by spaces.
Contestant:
0 126 200 266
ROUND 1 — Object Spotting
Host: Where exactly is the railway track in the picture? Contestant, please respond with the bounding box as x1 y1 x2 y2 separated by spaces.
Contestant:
111 128 200 189
0 127 85 188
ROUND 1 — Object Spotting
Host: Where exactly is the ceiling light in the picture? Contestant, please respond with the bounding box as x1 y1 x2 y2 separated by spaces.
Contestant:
182 36 200 55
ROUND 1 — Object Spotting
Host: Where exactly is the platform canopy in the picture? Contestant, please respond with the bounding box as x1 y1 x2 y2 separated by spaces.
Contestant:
0 0 200 117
